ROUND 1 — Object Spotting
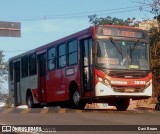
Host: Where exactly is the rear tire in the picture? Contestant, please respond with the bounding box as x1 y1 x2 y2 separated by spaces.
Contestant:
116 99 130 111
26 93 34 108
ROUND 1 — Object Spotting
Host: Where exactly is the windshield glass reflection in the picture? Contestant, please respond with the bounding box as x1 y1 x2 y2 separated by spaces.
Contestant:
96 39 150 70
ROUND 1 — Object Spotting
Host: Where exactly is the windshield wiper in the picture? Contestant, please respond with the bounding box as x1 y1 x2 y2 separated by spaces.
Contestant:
109 37 123 59
131 40 139 53
130 40 139 63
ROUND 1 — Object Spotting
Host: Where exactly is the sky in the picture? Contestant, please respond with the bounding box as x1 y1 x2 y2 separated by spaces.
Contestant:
0 0 155 92
0 0 154 61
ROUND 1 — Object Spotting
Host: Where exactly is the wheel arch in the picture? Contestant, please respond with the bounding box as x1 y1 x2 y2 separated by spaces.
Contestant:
69 80 79 96
26 88 33 103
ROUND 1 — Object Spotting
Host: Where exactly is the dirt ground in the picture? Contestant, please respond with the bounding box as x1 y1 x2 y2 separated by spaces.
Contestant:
128 97 157 110
85 97 157 110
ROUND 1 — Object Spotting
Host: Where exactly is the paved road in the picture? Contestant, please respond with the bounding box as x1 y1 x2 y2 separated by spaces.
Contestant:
0 108 160 134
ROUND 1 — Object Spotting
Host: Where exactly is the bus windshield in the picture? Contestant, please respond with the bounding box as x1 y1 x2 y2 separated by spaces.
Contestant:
96 39 150 70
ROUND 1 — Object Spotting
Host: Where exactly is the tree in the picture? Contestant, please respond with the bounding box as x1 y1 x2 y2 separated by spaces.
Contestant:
88 14 140 26
138 0 160 27
138 0 160 15
138 0 160 96
0 50 8 92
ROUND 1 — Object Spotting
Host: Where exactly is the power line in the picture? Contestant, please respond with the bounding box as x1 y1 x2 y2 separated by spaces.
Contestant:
30 5 150 20
2 4 151 21
46 4 151 17
24 7 150 21
19 8 149 21
3 50 29 52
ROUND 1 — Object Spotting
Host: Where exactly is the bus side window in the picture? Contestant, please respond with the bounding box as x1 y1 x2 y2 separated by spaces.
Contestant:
21 56 28 78
138 54 149 69
48 47 56 70
68 39 78 66
29 53 37 76
84 40 89 66
58 43 66 68
83 38 92 90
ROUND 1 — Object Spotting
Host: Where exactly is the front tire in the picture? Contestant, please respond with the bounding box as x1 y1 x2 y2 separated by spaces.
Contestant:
116 99 130 111
70 90 85 109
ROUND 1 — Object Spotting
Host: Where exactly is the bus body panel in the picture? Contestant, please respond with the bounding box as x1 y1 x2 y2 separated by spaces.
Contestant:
95 81 152 97
20 76 38 104
20 77 30 104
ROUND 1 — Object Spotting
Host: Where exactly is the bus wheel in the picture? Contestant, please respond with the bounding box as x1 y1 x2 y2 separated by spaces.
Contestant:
155 103 160 111
26 93 34 108
116 99 130 111
71 90 85 109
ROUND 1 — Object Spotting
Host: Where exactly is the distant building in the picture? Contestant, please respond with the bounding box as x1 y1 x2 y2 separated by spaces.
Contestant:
138 19 159 30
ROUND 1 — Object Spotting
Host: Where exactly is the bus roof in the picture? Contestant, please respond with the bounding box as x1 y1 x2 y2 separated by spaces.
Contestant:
36 26 94 51
9 49 36 62
9 26 94 62
8 25 145 62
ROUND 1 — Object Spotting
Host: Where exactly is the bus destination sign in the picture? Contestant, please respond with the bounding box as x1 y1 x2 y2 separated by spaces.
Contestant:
97 26 146 39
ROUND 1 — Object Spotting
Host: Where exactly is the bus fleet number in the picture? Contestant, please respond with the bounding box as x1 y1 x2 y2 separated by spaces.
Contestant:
134 81 145 85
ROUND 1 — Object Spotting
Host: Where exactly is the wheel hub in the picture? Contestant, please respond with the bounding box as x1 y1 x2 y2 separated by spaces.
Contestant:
73 91 80 105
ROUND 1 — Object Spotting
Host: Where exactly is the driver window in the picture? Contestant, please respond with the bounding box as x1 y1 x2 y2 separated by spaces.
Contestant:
139 53 148 69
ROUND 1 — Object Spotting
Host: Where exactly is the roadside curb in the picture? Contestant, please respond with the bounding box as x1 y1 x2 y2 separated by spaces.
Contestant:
0 106 159 114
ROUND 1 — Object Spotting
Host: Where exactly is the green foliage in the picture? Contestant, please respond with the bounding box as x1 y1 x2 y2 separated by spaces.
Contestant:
88 14 140 26
149 27 160 47
141 0 160 96
146 0 160 67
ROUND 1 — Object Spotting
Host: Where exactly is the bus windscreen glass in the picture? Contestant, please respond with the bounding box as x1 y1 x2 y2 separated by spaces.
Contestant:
96 39 150 70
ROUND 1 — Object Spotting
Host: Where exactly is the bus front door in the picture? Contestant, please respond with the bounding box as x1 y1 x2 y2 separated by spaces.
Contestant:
38 53 47 103
13 61 22 106
80 37 93 97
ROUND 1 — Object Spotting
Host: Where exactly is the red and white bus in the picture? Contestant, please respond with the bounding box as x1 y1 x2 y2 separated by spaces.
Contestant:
8 25 152 110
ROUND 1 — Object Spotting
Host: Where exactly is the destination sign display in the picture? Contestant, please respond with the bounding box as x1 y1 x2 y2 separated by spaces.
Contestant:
97 26 146 39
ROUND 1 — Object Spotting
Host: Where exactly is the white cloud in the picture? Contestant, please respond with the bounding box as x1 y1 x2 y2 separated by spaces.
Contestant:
22 18 90 34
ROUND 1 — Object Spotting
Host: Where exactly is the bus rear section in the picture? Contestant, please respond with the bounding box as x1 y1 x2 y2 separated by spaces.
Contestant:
8 51 39 107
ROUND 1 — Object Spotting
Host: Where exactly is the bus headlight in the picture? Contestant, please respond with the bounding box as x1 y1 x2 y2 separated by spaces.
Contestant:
97 76 110 86
97 76 103 82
